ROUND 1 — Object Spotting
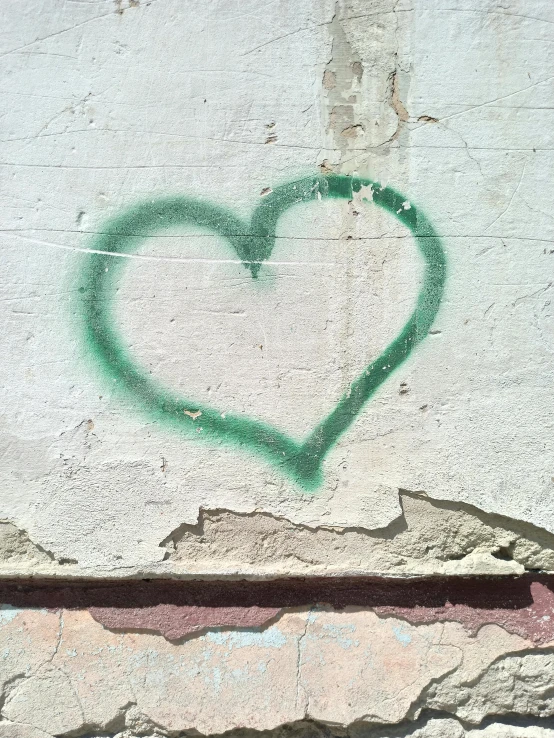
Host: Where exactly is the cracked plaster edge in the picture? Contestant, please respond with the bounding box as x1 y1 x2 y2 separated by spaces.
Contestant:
2 718 554 738
2 566 540 581
0 558 551 582
2 488 554 579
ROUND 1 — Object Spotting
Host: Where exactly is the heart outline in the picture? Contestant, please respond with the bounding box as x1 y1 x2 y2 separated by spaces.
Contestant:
79 174 446 490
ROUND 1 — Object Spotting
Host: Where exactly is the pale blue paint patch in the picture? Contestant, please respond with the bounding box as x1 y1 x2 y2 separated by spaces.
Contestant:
0 605 24 625
321 623 359 650
205 627 287 650
213 667 222 692
392 625 412 647
204 667 222 694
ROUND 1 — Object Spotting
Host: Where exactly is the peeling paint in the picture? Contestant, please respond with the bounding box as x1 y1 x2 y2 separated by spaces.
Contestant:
88 604 281 640
376 581 554 645
0 605 24 625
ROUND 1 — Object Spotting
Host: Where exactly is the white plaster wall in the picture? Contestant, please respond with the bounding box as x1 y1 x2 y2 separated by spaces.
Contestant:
0 0 553 571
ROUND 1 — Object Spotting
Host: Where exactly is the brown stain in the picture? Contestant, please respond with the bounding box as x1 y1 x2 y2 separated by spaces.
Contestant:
341 124 364 139
390 71 409 123
115 0 139 13
384 70 410 144
1 576 554 643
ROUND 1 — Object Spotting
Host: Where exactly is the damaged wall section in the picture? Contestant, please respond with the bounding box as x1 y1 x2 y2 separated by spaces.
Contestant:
0 594 554 735
5 491 554 579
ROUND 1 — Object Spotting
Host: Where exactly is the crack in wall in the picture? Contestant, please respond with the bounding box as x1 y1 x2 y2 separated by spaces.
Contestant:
1 604 554 734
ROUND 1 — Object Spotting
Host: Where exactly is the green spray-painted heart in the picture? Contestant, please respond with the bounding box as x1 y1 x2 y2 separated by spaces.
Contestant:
79 174 446 490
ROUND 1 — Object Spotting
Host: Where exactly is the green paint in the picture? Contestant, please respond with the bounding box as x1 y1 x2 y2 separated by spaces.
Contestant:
78 174 446 490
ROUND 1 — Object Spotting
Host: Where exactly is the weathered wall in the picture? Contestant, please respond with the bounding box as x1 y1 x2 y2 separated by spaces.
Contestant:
1 0 553 571
1 0 553 734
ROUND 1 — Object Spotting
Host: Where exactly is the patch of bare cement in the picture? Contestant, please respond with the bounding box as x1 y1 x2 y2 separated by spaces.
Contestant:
0 522 73 567
164 492 554 577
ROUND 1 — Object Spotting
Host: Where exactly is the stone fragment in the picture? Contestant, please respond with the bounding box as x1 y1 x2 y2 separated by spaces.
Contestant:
428 651 554 725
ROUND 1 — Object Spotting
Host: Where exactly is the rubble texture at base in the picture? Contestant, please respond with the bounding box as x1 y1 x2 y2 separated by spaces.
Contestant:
2 718 554 738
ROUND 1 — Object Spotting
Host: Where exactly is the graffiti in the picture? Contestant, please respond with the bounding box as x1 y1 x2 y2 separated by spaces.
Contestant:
78 174 446 490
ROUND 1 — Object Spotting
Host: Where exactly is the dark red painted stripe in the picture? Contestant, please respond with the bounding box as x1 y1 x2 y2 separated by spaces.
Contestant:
0 575 553 642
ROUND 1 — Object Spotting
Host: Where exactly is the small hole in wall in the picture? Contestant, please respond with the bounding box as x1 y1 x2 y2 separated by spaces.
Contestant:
492 546 514 561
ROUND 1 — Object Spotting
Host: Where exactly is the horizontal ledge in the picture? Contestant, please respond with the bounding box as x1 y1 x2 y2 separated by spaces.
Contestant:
0 573 550 610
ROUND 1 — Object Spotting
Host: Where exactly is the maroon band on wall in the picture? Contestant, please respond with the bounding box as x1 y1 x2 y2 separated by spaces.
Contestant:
0 575 553 642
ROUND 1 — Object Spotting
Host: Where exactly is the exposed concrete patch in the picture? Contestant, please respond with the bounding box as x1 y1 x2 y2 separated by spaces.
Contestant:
5 491 554 579
163 492 554 577
425 651 554 725
0 523 62 567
